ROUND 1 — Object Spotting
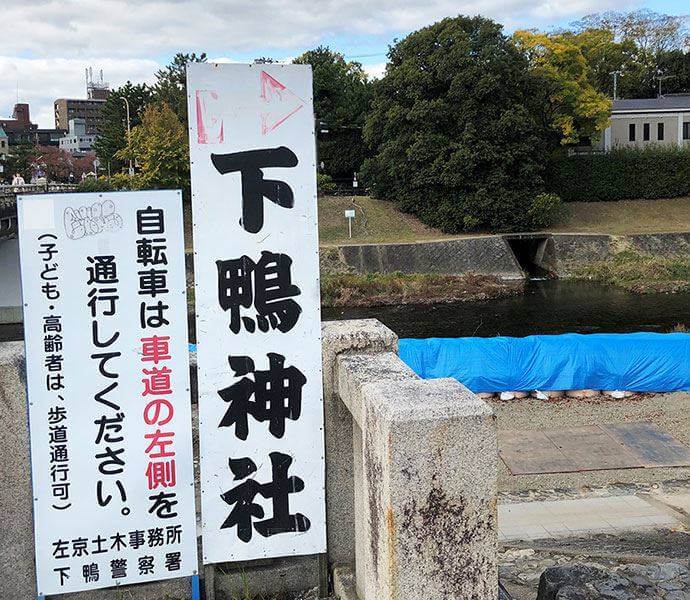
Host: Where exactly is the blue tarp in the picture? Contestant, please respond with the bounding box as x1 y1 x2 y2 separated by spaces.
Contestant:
398 333 690 393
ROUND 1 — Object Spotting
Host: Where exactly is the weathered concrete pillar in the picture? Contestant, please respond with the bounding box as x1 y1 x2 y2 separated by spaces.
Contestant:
0 342 34 598
337 351 498 600
321 319 398 568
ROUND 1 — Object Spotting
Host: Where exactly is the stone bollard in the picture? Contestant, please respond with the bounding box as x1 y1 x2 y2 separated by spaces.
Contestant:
335 349 498 600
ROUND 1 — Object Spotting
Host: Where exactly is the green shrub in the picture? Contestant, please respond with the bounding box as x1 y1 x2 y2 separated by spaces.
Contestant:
547 147 690 202
526 192 568 228
76 177 113 193
317 172 336 196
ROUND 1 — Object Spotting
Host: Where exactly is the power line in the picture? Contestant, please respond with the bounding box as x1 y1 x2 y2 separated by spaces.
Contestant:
344 52 387 59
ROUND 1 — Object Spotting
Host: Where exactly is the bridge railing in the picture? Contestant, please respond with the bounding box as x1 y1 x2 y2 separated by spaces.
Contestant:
322 319 498 600
0 184 78 235
0 319 498 599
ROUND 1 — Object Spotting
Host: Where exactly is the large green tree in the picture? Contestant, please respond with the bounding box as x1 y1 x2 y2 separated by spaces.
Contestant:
363 16 556 233
656 49 690 94
93 82 152 172
293 46 371 180
153 52 207 126
571 10 689 97
94 53 205 182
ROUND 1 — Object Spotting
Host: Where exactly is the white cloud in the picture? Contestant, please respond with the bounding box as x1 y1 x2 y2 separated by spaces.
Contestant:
2 0 637 126
4 0 636 59
364 62 387 80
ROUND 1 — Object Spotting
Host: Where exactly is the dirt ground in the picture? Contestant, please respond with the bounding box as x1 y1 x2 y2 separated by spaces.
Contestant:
490 392 690 493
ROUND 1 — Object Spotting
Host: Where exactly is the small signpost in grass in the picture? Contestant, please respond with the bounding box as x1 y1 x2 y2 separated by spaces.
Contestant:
345 209 355 238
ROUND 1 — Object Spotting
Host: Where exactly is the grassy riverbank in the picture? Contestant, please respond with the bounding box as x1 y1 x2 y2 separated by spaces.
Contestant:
318 246 521 307
321 271 521 307
316 195 690 246
573 250 690 294
552 197 690 235
318 195 456 245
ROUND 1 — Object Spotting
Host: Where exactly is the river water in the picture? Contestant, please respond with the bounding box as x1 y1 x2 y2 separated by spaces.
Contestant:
2 280 688 343
322 280 690 339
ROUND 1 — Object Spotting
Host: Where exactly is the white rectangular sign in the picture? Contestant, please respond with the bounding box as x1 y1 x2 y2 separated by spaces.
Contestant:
187 63 326 564
18 190 198 595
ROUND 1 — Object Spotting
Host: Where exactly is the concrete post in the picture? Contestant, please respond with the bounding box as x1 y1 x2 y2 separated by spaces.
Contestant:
321 320 398 568
337 351 498 600
604 125 612 151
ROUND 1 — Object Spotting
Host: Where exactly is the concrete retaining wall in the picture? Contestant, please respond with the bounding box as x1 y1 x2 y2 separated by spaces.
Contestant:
547 231 690 276
337 237 524 279
628 232 690 255
336 232 690 280
544 234 614 276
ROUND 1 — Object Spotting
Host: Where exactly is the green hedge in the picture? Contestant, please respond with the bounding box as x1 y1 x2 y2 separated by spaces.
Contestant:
547 147 690 202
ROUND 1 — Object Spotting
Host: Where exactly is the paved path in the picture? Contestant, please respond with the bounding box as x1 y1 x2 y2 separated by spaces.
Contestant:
499 493 689 541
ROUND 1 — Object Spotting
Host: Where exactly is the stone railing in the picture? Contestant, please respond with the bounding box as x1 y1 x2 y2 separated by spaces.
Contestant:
0 319 498 599
322 319 498 600
0 183 77 238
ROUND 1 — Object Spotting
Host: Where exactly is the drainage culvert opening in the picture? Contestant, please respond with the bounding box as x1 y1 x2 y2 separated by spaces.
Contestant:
505 235 554 278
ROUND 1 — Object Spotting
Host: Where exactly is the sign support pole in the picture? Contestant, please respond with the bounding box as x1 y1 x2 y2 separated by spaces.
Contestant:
191 574 201 600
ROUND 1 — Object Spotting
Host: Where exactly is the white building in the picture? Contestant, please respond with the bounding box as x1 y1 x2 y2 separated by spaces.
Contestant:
594 95 690 151
59 118 98 154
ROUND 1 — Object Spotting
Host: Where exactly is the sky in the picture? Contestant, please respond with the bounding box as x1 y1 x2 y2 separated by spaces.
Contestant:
2 0 688 128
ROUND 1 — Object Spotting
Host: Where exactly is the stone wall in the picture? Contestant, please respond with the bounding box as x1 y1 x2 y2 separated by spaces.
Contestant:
334 232 690 280
548 232 690 276
337 237 525 279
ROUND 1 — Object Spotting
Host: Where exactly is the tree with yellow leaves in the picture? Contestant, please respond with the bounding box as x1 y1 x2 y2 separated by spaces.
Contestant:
513 30 612 146
116 101 190 198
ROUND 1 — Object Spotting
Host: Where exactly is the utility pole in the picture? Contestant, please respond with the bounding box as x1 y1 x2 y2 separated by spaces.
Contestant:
657 75 675 98
121 97 133 178
609 71 621 100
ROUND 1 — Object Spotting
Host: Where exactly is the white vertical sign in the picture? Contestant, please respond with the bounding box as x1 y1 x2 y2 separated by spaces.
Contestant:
18 190 197 595
187 63 326 563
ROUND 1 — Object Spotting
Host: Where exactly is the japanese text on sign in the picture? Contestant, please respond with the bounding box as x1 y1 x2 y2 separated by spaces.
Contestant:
18 191 197 595
187 63 326 563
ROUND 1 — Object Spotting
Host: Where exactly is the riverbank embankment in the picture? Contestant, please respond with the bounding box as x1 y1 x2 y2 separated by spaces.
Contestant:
321 232 690 306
